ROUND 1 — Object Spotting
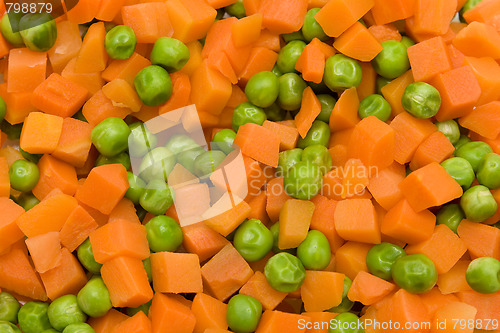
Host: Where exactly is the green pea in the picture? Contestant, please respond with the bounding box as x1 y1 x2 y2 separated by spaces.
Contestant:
0 13 24 47
284 161 323 200
165 134 200 156
245 71 280 108
62 323 95 333
263 103 287 122
77 238 102 274
302 144 332 175
436 119 460 145
441 157 475 190
392 254 437 294
436 204 465 234
308 80 330 94
324 54 363 92
232 102 267 132
193 150 226 178
104 25 136 60
226 294 262 333
400 35 415 49
0 96 6 124
358 94 391 122
477 153 500 190
143 257 152 283
302 8 328 42
139 147 176 182
91 117 131 157
454 134 472 152
95 152 131 170
1 122 22 140
270 222 295 255
401 82 441 119
460 185 497 222
297 120 330 148
271 64 283 77
376 76 392 95
465 256 500 294
19 13 57 52
0 321 21 333
372 40 410 80
277 73 308 111
9 159 39 192
16 192 40 211
48 295 87 331
145 215 183 252
128 122 157 158
151 37 190 72
77 276 112 318
212 129 236 155
134 65 173 107
277 148 303 177
42 329 60 333
234 219 273 262
297 230 331 270
366 242 406 281
329 312 364 333
264 252 306 292
225 0 246 19
316 94 336 123
125 172 146 204
139 179 174 215
177 146 205 175
73 110 87 123
126 300 152 317
282 31 305 43
20 148 42 164
328 276 354 313
277 40 306 74
18 302 52 333
455 141 493 172
0 292 20 323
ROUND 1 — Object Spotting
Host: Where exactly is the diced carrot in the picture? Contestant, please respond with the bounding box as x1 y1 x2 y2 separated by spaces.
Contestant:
231 14 262 48
437 260 472 295
348 271 396 305
108 198 140 224
150 251 203 293
82 90 132 127
203 196 251 236
370 0 415 25
310 195 344 252
257 0 308 34
102 53 151 86
357 62 377 101
52 117 93 168
88 309 129 333
192 293 228 333
301 312 337 333
368 24 402 43
329 87 360 132
61 58 104 97
240 271 287 310
380 70 414 117
150 292 196 333
412 0 457 36
234 123 280 167
367 162 406 210
295 87 321 138
448 44 466 69
254 29 281 53
431 301 477 333
457 220 500 260
65 0 100 24
459 101 500 139
407 36 452 82
74 22 108 73
48 21 82 73
334 22 383 62
0 158 8 198
7 48 46 93
334 241 371 281
60 205 98 252
266 177 292 222
255 310 310 333
247 190 270 226
279 199 315 249
159 72 192 114
334 198 381 244
20 112 63 155
238 47 278 85
165 0 217 43
463 56 500 103
121 2 173 44
102 79 142 112
25 232 62 274
32 154 78 200
0 197 24 254
409 131 455 170
302 271 345 312
463 0 500 24
457 290 500 321
111 311 151 333
0 84 36 125
295 40 325 84
182 222 229 262
453 21 500 59
418 287 460 319
261 120 298 153
191 59 232 115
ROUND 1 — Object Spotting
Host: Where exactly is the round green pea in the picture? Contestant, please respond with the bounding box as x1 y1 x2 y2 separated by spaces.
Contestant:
232 102 267 132
245 71 280 108
328 276 354 313
193 150 226 178
277 73 308 111
62 323 95 333
277 40 306 74
358 94 392 122
329 312 364 333
77 238 102 274
271 64 283 77
165 134 200 156
376 76 391 95
105 25 137 60
18 302 52 333
128 122 157 158
139 147 176 182
0 292 20 323
9 159 39 192
125 172 146 204
19 13 57 52
134 65 173 106
177 146 205 175
151 37 190 72
455 141 493 172
264 252 306 292
126 300 152 317
96 152 131 170
436 119 460 145
91 117 131 157
234 219 273 262
48 295 87 331
392 254 438 294
436 203 465 234
42 329 60 333
0 13 24 47
270 222 295 255
77 276 112 318
302 144 332 175
454 134 472 151
372 40 410 80
226 294 262 333
20 148 42 164
297 230 331 270
225 0 246 19
212 129 236 154
1 122 22 140
16 192 40 211
0 321 21 333
282 31 305 43
366 242 406 281
316 94 336 123
283 161 323 200
466 256 500 294
139 179 174 215
264 103 287 122
277 148 303 177
460 185 497 223
324 54 363 92
145 215 183 252
302 8 328 42
400 36 415 49
477 153 500 190
441 157 475 190
401 82 441 119
297 120 330 148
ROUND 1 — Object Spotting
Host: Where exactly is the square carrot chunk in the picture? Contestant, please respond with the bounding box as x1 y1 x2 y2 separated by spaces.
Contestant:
0 198 25 254
7 48 46 93
25 232 62 274
407 36 452 82
20 112 63 155
150 252 203 294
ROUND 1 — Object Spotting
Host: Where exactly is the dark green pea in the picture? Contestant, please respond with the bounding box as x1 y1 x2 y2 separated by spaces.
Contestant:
436 120 460 145
19 13 57 52
0 13 24 47
308 80 330 94
9 159 39 192
0 321 21 333
297 230 331 270
62 323 95 333
104 22 116 33
151 37 190 72
0 96 6 124
126 300 152 317
193 150 226 178
232 102 267 132
264 103 287 122
16 192 40 211
455 141 493 172
372 40 410 79
77 276 112 318
138 147 176 182
125 172 146 204
264 252 306 292
277 148 303 177
401 82 441 119
1 122 22 140
454 134 472 152
177 146 205 175
358 94 391 122
302 144 332 175
145 215 183 252
329 312 364 333
165 134 200 156
277 40 306 73
105 25 136 60
328 276 354 313
212 129 236 155
441 157 475 190
226 294 262 333
316 94 336 123
77 238 102 275
465 256 500 294
477 153 500 190
283 161 323 200
95 152 131 170
366 242 406 281
297 120 330 148
400 35 415 49
234 219 273 262
376 76 392 95
139 179 174 215
73 110 87 122
143 257 152 283
271 64 283 77
392 254 438 294
128 122 157 158
225 0 246 18
282 31 305 43
302 8 328 42
134 65 173 107
245 71 280 108
460 185 497 222
436 203 465 234
277 73 308 111
0 292 20 323
18 302 52 333
324 54 363 92
20 148 42 164
91 117 131 157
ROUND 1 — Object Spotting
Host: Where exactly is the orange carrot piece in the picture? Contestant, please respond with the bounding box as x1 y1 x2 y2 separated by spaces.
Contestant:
32 154 78 200
150 292 196 333
159 72 192 114
257 0 308 34
357 62 377 101
0 197 24 254
459 101 500 139
64 0 100 24
0 83 36 125
279 199 315 249
121 2 173 44
166 0 217 43
19 112 63 155
256 310 310 333
150 251 203 293
7 48 46 93
412 0 457 36
0 158 8 198
102 79 142 112
456 290 500 321
453 21 500 59
431 301 477 333
231 14 262 47
334 198 381 244
82 90 132 127
74 22 108 73
191 59 232 115
407 36 452 82
367 162 405 210
203 198 251 236
329 87 360 132
182 222 229 262
254 29 280 52
102 53 151 86
334 22 383 62
266 177 292 222
335 241 372 280
295 87 322 138
457 220 500 260
295 40 325 84
302 271 345 312
111 311 151 333
61 58 104 97
262 120 299 152
52 117 93 168
60 205 98 252
437 260 472 295
348 271 396 305
25 232 62 275
409 131 455 171
240 271 287 310
310 195 344 252
48 20 82 73
380 70 414 118
247 190 270 225
88 309 129 333
370 0 415 25
192 293 228 333
234 123 280 167
368 24 402 43
238 47 278 85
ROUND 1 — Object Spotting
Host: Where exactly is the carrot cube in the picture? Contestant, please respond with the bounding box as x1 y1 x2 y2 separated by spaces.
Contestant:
437 260 472 295
111 310 151 333
234 123 281 167
347 271 396 305
463 55 500 105
52 117 93 168
231 14 262 47
457 221 500 260
295 87 322 138
257 0 308 35
310 195 344 252
294 40 325 84
407 36 452 82
192 293 228 332
25 232 62 274
333 21 383 62
0 158 9 198
255 310 310 333
88 309 128 333
60 205 98 252
149 292 196 333
371 0 415 25
166 0 217 43
301 271 345 312
453 21 500 59
279 199 315 249
203 197 251 236
238 47 278 85
102 79 142 113
74 22 108 73
329 87 360 132
334 241 372 282
102 52 151 86
0 198 25 254
240 271 287 310
182 222 229 262
367 162 406 211
409 131 455 171
334 198 381 244
7 48 47 93
20 112 63 155
314 0 374 38
150 252 203 294
459 101 500 140
32 154 79 201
